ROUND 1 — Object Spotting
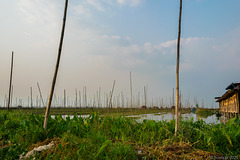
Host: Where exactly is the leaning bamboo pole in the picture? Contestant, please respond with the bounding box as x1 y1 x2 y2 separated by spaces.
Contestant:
44 0 68 131
108 80 116 108
175 0 182 137
7 51 14 111
10 85 13 107
37 82 45 107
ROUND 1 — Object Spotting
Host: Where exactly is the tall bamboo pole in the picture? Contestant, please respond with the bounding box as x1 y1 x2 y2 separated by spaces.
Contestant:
108 80 116 108
7 51 14 111
130 72 133 109
31 87 33 108
10 85 13 107
144 86 147 106
75 89 77 108
64 89 66 108
79 90 81 108
44 0 68 131
98 87 101 108
172 88 174 107
175 0 182 137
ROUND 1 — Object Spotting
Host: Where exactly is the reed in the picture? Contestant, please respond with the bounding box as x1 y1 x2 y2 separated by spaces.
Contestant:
1 111 239 159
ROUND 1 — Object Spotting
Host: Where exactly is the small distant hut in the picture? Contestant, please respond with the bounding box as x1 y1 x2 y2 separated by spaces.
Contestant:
215 82 240 118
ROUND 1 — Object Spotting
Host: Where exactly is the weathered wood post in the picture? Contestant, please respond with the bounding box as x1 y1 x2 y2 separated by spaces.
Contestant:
175 0 182 137
7 51 14 111
44 0 68 131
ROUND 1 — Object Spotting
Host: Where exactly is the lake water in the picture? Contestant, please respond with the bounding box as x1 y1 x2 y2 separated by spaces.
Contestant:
51 112 220 124
128 113 220 124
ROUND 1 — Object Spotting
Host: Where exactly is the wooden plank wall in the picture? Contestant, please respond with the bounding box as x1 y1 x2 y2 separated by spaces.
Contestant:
219 92 239 114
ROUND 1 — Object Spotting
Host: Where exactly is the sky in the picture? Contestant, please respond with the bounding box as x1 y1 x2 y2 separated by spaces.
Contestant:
1 0 240 108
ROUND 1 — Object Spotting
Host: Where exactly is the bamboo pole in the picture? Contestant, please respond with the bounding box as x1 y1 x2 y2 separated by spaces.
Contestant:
130 72 133 109
108 80 116 108
175 0 182 137
44 0 68 131
64 89 66 108
85 86 87 107
37 82 45 107
144 86 147 106
79 90 81 108
98 87 101 108
11 85 13 107
31 87 33 108
172 88 174 107
75 89 77 108
7 51 14 111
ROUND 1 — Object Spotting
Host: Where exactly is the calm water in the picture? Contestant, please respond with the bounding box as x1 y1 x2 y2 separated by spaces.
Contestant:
52 112 220 124
129 113 220 124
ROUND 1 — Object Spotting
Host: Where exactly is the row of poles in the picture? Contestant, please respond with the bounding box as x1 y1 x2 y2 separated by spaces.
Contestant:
5 0 183 135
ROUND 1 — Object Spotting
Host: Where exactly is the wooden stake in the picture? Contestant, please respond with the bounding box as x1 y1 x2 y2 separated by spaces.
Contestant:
75 89 77 108
11 85 13 107
37 82 45 107
44 0 68 131
130 72 133 109
108 80 116 108
7 51 14 111
64 89 66 108
175 0 182 137
144 86 147 106
31 87 33 108
79 90 81 108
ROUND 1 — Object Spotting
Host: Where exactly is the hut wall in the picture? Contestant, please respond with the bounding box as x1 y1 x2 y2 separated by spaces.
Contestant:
238 91 240 113
219 92 239 114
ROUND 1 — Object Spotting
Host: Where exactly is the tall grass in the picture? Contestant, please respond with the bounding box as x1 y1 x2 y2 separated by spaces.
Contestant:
0 110 239 159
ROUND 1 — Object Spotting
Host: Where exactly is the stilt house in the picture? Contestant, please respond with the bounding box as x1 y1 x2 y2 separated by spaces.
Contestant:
216 82 240 117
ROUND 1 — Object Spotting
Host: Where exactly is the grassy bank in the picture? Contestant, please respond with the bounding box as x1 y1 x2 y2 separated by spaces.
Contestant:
195 108 216 118
0 110 239 159
0 107 192 116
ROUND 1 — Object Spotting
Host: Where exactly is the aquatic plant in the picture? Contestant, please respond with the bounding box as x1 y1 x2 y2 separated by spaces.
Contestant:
0 110 239 159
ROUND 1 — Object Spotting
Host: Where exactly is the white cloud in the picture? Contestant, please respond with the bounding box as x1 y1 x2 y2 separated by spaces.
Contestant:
87 0 105 11
72 5 91 17
102 34 121 40
18 0 61 25
144 42 153 54
116 0 143 6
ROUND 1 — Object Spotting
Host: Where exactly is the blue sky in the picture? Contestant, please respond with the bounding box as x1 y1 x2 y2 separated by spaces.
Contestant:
1 0 240 107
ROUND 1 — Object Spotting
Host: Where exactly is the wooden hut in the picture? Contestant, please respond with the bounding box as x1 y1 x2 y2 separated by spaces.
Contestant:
215 82 240 118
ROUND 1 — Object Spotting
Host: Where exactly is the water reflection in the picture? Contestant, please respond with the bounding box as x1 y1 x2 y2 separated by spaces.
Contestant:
129 113 220 124
51 113 220 124
51 114 89 119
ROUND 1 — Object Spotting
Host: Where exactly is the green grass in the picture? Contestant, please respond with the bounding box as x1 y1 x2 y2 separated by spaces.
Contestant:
0 107 192 116
195 108 216 118
0 110 239 159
